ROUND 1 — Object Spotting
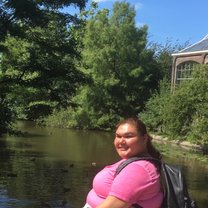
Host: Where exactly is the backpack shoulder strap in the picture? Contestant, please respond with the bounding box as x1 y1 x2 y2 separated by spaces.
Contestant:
115 156 161 176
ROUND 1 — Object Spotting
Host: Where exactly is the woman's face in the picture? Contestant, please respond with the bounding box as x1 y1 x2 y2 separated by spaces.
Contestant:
114 123 148 159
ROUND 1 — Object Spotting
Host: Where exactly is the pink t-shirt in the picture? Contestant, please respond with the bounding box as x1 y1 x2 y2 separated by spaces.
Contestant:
86 159 163 208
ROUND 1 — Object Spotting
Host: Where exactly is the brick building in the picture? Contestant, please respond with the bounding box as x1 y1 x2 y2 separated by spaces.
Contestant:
171 35 208 90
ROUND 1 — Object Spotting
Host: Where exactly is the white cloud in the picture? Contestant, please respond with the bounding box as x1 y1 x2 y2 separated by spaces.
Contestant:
134 2 143 10
136 21 145 28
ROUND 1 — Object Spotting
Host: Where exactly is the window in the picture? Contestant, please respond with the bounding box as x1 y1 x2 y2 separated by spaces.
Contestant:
176 61 198 84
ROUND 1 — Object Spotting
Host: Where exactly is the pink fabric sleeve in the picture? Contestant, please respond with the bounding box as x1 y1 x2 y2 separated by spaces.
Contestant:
109 161 161 204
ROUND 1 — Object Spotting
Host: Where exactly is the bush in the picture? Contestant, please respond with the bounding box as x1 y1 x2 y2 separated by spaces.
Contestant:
139 79 170 132
140 65 208 144
44 105 121 131
164 65 208 142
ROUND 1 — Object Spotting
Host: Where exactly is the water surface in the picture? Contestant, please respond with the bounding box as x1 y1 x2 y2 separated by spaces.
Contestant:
0 121 207 207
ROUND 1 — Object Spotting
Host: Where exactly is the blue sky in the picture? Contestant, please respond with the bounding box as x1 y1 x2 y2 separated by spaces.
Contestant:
88 0 208 46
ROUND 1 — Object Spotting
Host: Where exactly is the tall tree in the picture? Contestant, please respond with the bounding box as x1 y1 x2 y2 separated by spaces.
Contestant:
70 2 161 129
0 0 88 133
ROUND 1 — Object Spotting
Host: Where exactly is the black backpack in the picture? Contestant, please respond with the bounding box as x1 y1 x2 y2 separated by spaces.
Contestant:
115 157 198 208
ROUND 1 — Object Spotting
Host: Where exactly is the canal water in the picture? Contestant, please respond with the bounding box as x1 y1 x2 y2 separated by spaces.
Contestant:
0 121 207 207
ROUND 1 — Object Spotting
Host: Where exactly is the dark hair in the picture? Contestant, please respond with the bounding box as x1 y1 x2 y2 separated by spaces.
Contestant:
116 117 162 161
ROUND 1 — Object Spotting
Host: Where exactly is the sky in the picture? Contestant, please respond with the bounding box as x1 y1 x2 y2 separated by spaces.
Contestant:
87 0 208 47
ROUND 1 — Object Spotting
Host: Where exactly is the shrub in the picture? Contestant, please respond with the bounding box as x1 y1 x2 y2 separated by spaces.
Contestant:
139 79 170 132
163 65 208 142
140 65 208 144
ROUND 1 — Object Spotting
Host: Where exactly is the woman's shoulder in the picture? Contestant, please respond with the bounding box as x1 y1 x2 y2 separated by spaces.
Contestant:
121 159 160 180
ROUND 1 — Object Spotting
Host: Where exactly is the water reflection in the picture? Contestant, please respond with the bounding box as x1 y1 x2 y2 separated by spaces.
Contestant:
0 121 207 207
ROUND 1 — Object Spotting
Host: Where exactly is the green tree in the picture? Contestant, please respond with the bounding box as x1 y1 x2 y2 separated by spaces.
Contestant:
0 0 88 133
64 2 161 130
1 15 87 117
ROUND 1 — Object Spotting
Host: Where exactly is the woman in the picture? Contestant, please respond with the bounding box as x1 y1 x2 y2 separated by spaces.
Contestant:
83 118 163 208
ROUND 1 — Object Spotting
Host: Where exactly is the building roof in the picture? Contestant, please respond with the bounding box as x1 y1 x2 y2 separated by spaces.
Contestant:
172 35 208 56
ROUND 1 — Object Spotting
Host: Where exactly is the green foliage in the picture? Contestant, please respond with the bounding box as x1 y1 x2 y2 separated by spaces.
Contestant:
0 0 89 132
139 79 171 132
1 17 86 107
42 108 72 128
1 36 34 84
164 65 208 142
188 110 208 144
141 64 208 144
69 92 122 131
183 65 208 144
62 1 161 130
0 99 13 134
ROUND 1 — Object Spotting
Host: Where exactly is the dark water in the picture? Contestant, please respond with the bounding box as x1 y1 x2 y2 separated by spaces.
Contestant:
0 121 207 208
